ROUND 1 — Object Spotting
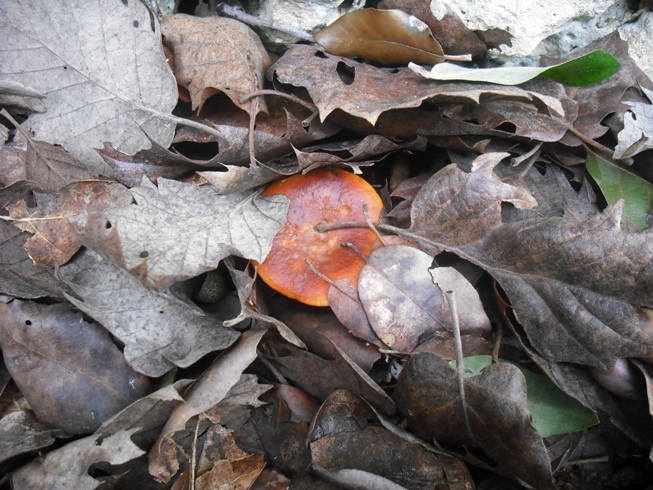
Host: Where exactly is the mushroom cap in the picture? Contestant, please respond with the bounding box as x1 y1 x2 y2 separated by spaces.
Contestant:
257 168 383 307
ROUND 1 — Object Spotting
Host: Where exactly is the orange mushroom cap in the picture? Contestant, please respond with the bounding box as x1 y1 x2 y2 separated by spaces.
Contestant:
257 168 383 307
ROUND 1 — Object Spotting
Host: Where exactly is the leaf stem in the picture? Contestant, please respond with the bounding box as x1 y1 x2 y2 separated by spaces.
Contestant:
217 3 315 42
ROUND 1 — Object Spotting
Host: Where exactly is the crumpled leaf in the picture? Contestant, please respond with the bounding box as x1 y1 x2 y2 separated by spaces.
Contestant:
393 353 555 489
61 250 240 377
149 329 268 483
410 50 620 86
614 86 653 159
358 244 490 352
11 429 144 490
0 299 151 435
0 0 178 175
314 8 445 66
409 153 653 367
586 151 653 230
69 178 289 289
269 45 564 126
8 181 132 268
0 80 45 115
161 14 270 114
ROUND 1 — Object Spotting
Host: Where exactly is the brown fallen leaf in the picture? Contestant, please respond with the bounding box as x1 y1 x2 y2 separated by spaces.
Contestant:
393 353 555 489
358 244 491 352
314 8 445 66
8 181 132 268
161 14 270 114
269 45 564 126
378 0 487 56
0 410 68 463
309 390 474 489
408 153 653 367
0 299 151 435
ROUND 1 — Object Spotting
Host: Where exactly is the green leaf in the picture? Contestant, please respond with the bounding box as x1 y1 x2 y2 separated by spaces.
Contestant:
586 151 653 230
410 50 620 86
451 356 599 438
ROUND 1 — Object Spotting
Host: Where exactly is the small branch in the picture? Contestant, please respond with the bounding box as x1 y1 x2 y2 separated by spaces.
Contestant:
445 290 473 442
363 204 387 246
240 89 318 113
305 258 359 301
217 3 315 42
442 54 473 62
249 98 258 166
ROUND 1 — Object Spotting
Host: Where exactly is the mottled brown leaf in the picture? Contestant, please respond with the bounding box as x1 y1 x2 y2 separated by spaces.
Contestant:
409 153 653 367
0 300 150 434
269 45 564 126
161 14 270 114
394 353 555 489
314 8 444 66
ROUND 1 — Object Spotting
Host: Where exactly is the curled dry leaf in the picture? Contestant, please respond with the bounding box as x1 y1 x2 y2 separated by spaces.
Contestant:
358 244 491 352
0 300 151 435
161 14 270 114
314 8 444 66
0 410 68 463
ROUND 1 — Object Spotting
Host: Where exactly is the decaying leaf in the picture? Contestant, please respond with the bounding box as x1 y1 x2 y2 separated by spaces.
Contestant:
69 178 289 289
148 329 269 483
358 244 490 352
309 390 474 489
0 410 68 463
0 299 150 435
408 153 653 367
61 250 240 377
314 8 445 66
7 181 132 268
161 14 270 114
0 0 178 174
269 45 564 126
11 429 144 490
614 86 653 159
394 353 555 489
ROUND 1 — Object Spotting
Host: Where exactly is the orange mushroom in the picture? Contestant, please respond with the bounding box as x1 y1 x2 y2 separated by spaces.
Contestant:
257 168 383 307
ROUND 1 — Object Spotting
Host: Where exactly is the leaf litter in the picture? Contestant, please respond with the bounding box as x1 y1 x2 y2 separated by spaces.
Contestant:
2 1 653 489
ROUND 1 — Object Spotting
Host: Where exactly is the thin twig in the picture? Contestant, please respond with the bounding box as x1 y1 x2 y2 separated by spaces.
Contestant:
445 290 473 442
305 258 360 301
249 98 258 166
240 89 318 113
190 417 200 490
217 3 315 42
363 204 387 246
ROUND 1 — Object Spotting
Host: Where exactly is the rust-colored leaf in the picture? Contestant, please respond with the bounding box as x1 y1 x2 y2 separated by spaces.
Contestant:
161 14 270 114
314 8 444 66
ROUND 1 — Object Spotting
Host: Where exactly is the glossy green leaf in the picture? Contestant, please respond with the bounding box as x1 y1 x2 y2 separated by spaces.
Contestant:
314 8 444 66
451 356 598 438
410 50 620 86
586 151 653 230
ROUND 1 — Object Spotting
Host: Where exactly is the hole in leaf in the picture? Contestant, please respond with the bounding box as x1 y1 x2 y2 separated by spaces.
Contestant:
388 68 400 74
172 141 220 160
336 61 355 85
140 251 149 258
25 320 32 326
314 50 328 58
133 20 139 28
105 221 112 229
494 122 517 134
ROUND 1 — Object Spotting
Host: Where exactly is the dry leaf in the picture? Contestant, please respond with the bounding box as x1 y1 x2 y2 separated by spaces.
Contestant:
69 178 289 289
0 1 178 174
161 14 270 114
314 8 444 66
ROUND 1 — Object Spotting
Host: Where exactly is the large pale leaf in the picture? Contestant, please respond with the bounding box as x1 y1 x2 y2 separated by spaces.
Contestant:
70 178 289 289
408 153 653 368
586 151 653 230
614 86 653 159
410 50 620 86
314 8 444 66
61 250 240 377
0 0 178 175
